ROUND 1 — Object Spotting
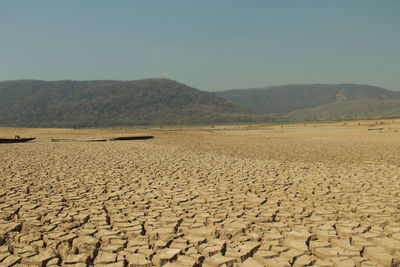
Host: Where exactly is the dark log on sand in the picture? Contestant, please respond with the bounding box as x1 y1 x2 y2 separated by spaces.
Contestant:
51 138 107 142
0 137 36 143
109 136 154 141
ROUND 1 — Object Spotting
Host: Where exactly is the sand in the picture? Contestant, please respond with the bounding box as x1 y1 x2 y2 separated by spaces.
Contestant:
0 120 400 266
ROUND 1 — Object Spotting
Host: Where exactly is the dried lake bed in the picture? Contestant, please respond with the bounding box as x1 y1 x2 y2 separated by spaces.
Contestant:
1 120 400 266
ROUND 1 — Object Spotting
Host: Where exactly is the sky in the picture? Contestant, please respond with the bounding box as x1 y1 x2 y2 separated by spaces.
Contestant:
0 1 399 91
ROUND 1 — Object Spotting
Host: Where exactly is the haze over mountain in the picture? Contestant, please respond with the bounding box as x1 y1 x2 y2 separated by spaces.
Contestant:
1 79 399 128
216 84 400 121
0 79 262 128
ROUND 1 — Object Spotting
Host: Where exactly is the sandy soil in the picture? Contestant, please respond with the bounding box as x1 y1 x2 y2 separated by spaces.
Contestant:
0 120 400 266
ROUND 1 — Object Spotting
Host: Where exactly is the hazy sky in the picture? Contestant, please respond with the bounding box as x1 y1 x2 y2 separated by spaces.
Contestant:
1 1 399 91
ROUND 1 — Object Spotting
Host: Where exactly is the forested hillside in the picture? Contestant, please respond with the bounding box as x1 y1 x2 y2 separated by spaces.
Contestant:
216 84 400 121
0 79 263 127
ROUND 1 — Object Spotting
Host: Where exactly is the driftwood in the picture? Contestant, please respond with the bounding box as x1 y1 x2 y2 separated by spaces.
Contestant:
51 136 154 142
109 136 154 141
0 137 36 143
51 138 107 142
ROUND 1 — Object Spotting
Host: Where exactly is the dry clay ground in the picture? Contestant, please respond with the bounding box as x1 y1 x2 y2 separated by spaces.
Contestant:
1 120 400 267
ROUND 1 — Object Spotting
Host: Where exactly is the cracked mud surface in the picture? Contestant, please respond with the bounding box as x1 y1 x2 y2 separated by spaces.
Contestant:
1 121 400 266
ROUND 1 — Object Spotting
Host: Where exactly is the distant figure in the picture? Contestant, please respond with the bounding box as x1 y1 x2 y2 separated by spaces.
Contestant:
15 135 21 139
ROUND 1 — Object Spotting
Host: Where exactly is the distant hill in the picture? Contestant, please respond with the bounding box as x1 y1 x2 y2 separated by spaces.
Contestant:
2 80 399 127
216 84 400 121
0 79 264 128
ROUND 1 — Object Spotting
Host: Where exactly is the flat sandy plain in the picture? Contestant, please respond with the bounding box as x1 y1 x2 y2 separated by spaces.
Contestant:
1 119 400 267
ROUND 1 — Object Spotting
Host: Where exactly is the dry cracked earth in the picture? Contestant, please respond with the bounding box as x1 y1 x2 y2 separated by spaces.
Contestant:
1 121 400 267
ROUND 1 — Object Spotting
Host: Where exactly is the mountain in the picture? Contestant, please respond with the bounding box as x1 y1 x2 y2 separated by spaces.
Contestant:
216 84 400 121
2 80 398 127
0 78 264 128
